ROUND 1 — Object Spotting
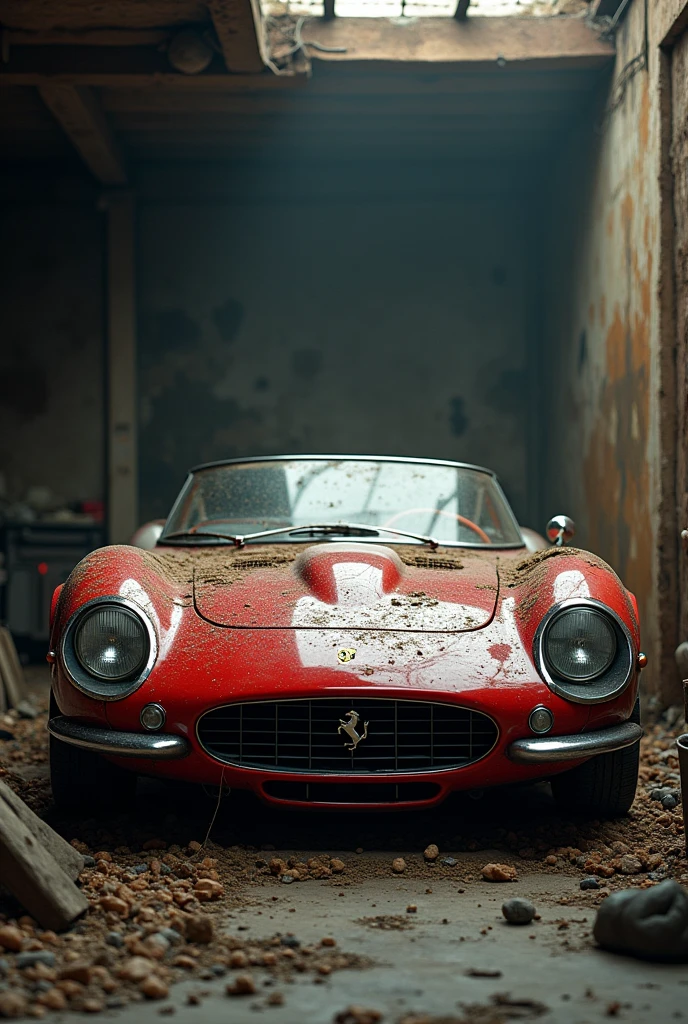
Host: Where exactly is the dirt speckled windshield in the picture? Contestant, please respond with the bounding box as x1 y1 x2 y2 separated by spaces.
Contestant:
161 458 523 548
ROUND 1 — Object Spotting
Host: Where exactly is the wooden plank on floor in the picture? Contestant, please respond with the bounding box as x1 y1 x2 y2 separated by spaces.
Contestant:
0 796 89 931
0 781 84 882
0 627 27 710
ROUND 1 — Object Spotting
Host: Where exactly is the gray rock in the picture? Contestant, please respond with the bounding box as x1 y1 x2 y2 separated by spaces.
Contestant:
106 931 124 948
132 864 148 874
107 997 126 1009
15 701 37 720
440 857 458 867
0 959 9 978
83 855 96 867
580 877 600 891
501 898 536 925
159 928 183 946
648 871 668 881
210 963 227 976
594 880 688 961
281 874 295 884
280 936 300 948
662 794 679 810
16 951 56 969
650 787 679 804
147 933 170 953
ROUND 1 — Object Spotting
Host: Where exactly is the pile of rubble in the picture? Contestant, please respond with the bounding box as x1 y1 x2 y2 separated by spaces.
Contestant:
0 698 686 1017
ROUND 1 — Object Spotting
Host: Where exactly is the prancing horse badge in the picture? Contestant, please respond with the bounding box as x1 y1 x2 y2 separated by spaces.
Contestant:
338 710 369 751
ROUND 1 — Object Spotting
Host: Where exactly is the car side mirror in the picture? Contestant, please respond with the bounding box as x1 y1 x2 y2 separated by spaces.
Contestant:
546 515 576 547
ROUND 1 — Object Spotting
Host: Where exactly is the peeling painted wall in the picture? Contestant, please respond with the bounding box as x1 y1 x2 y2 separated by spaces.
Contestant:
137 164 539 528
543 0 685 701
0 181 105 508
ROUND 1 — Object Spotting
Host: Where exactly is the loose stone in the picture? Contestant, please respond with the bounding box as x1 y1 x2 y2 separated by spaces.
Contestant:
502 898 536 925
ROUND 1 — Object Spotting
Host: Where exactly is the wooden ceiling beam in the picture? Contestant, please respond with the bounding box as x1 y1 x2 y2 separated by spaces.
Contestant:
206 0 268 73
38 84 127 184
0 16 614 88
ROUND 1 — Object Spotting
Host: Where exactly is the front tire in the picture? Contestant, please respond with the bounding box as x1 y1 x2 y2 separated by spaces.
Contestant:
551 699 641 818
49 694 137 813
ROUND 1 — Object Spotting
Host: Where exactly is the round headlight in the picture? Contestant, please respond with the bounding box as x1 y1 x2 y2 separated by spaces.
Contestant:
545 607 616 682
75 606 148 681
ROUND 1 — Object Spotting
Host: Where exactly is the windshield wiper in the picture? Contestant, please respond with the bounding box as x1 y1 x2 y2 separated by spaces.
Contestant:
162 522 440 550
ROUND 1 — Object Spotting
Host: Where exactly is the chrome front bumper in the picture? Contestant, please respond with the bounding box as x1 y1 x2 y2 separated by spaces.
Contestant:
507 721 642 765
48 716 190 760
48 715 642 769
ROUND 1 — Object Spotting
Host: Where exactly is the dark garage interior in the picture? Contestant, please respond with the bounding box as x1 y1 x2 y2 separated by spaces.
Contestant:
2 0 688 1019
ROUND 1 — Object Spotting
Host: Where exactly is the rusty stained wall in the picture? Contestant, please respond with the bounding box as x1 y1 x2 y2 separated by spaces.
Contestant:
0 181 106 508
543 0 681 701
136 165 539 528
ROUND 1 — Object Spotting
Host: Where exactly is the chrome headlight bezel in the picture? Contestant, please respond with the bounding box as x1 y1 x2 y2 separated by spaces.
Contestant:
534 598 634 705
61 596 158 701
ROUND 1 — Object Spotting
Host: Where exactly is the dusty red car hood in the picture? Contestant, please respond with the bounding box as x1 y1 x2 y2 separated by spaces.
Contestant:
193 542 499 632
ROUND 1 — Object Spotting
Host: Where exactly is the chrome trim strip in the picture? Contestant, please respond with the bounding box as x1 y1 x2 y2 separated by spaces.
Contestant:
507 721 642 764
195 696 500 775
533 597 635 705
190 454 498 476
48 716 190 760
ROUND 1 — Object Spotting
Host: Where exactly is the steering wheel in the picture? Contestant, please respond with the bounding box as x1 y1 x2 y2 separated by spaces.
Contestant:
383 508 492 544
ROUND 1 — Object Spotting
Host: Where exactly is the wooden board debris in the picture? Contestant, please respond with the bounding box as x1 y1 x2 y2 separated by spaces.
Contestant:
0 627 28 711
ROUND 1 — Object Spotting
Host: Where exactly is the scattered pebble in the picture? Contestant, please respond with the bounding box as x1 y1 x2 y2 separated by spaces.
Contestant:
15 951 55 970
334 1008 383 1024
226 974 256 996
502 898 536 925
0 927 23 953
140 976 169 1000
392 858 406 874
580 877 600 891
423 844 439 862
481 863 517 882
186 915 214 944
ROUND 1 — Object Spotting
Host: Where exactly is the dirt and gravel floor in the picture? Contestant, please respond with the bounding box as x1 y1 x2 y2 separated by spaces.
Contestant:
1 669 687 1023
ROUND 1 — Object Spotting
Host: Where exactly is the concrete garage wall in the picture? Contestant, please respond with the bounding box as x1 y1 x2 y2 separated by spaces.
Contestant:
542 0 686 702
136 166 538 529
0 179 105 507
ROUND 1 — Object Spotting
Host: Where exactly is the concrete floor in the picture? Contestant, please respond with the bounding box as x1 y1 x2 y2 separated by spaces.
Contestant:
18 666 688 1023
111 871 688 1024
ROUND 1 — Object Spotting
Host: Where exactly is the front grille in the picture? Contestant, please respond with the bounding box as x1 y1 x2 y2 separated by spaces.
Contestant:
197 698 498 774
263 781 440 804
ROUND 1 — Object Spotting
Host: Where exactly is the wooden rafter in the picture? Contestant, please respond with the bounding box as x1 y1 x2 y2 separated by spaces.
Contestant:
207 0 267 74
38 84 127 183
0 17 614 87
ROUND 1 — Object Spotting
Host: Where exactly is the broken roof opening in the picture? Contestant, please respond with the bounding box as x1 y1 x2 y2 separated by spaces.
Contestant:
262 0 573 18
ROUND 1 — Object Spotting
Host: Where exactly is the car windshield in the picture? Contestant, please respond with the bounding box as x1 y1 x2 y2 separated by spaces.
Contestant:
160 458 524 548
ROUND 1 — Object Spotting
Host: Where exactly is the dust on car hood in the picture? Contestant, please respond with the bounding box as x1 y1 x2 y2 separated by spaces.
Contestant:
193 542 499 632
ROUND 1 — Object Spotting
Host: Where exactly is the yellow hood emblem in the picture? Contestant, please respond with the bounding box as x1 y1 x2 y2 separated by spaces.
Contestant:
337 648 356 664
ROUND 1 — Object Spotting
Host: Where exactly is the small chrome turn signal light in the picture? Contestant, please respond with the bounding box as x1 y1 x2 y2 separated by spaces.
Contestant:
529 706 554 735
140 703 166 732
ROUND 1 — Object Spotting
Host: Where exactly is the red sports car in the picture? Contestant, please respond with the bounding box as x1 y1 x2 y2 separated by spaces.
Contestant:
47 456 644 817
